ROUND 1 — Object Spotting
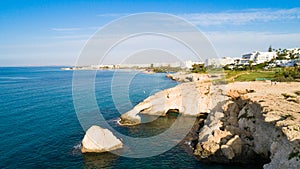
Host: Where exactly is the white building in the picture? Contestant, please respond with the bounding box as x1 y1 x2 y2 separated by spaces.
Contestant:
239 59 250 65
205 57 236 67
287 48 300 55
91 64 119 69
119 63 151 68
119 62 182 68
274 59 299 67
257 52 277 63
153 62 181 67
241 51 276 64
295 58 300 66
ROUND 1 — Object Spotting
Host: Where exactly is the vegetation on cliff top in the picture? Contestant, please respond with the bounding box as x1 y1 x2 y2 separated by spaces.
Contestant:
223 67 300 82
152 66 184 73
192 62 300 82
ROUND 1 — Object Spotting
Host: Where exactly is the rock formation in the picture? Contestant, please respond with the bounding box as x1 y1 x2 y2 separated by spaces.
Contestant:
120 80 300 168
81 125 123 153
193 82 300 168
120 82 226 125
166 72 211 82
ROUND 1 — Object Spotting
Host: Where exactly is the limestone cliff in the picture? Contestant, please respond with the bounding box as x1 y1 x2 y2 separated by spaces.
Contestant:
120 82 226 125
193 82 300 168
119 81 300 168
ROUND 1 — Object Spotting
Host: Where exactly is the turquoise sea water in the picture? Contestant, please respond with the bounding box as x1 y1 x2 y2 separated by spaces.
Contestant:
0 67 250 168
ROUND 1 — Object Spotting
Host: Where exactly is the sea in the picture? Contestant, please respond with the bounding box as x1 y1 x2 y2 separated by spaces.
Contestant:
0 67 251 169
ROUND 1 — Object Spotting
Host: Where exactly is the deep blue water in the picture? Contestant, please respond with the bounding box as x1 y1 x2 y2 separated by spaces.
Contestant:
0 67 246 168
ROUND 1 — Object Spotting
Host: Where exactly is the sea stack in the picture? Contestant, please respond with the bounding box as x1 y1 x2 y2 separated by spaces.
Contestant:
81 125 123 153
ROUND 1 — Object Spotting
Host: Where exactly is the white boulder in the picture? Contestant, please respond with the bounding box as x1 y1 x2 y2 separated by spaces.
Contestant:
81 125 123 153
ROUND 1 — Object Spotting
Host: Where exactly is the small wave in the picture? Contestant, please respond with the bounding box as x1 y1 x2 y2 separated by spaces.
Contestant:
105 118 122 125
113 118 121 123
184 141 191 146
0 76 31 80
116 118 129 126
0 80 16 83
70 142 82 156
73 143 82 150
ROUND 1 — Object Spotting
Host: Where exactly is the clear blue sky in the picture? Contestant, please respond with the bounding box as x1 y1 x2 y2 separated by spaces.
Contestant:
1 0 300 66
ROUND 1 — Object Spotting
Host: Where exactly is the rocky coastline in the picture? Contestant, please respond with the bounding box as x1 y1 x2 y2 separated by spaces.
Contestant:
119 80 300 168
165 72 212 82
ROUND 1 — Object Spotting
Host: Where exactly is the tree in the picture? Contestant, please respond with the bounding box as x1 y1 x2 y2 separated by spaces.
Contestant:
290 53 295 60
283 49 287 54
268 45 273 52
191 63 206 73
249 60 254 70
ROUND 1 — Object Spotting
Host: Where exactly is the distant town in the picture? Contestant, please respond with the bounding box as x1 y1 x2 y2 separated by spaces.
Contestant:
62 47 300 71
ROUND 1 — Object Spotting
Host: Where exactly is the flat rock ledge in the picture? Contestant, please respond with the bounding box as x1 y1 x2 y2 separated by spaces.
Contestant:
81 125 123 153
120 82 226 125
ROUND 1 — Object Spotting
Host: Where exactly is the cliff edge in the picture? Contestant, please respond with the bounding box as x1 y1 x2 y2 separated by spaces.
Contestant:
120 81 300 168
193 82 300 168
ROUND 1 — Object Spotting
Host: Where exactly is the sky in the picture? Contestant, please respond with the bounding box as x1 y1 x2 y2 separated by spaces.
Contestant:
0 0 300 66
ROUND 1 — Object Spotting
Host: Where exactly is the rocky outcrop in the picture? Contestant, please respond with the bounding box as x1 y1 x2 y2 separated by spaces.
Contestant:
120 82 227 125
120 80 300 168
193 98 269 164
166 72 211 82
193 82 300 168
81 125 123 153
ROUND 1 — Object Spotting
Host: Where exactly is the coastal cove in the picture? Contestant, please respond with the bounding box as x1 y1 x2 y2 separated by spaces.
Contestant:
0 67 250 169
2 0 300 168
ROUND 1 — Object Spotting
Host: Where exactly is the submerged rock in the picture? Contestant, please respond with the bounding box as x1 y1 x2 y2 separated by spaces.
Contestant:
81 125 123 153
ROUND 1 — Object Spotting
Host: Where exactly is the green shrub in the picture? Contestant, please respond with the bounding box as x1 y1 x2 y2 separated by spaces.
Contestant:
191 64 206 73
274 67 300 82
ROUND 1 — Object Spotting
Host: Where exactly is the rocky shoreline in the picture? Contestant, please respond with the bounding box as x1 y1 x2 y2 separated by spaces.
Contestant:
165 72 212 82
119 81 300 168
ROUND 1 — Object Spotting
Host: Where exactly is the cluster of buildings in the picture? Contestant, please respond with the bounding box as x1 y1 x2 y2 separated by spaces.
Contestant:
119 62 182 68
95 61 202 69
65 62 184 70
63 48 300 71
205 51 277 67
205 48 300 69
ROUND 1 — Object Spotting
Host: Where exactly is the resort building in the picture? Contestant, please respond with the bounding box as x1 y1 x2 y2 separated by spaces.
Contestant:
205 57 236 67
153 62 182 68
241 51 276 65
273 59 300 67
286 48 300 55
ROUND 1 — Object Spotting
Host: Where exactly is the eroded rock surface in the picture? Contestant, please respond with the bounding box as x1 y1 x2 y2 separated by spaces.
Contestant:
120 82 227 125
119 80 300 168
194 82 300 169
